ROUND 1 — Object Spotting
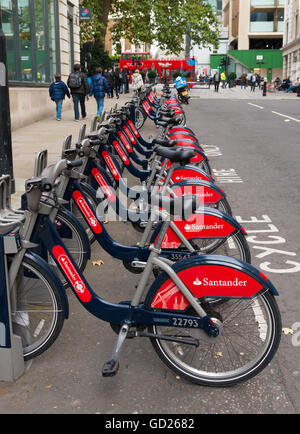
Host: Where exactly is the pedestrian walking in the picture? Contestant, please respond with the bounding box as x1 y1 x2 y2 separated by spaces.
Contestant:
213 71 220 92
102 69 110 97
114 68 122 99
221 71 226 88
250 73 257 92
89 67 109 121
132 69 144 95
106 68 115 98
67 64 89 121
226 72 230 88
240 73 247 90
49 73 70 121
120 69 127 94
256 75 261 90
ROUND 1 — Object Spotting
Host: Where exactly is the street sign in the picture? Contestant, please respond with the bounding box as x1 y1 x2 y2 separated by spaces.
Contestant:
79 7 92 21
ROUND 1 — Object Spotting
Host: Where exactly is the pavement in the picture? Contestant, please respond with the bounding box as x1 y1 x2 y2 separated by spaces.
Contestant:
0 86 300 414
10 92 130 209
189 83 299 100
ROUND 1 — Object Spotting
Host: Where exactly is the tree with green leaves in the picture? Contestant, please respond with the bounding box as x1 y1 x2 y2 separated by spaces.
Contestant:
80 0 220 55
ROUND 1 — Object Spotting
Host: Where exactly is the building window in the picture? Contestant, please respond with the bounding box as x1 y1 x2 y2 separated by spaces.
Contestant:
0 0 60 84
250 11 274 33
0 0 17 80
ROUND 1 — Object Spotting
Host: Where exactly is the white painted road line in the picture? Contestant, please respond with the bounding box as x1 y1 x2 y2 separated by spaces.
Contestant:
271 111 300 123
248 103 264 109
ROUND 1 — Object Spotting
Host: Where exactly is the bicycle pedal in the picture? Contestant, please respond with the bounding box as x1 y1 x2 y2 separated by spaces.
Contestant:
102 359 119 377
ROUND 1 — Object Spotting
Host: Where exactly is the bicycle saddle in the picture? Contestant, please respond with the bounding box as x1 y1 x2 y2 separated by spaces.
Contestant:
156 115 182 127
151 193 200 218
152 138 177 147
155 146 195 164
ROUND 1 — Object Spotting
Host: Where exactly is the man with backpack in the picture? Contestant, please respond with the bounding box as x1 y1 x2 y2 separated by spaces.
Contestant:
67 64 90 121
89 67 109 120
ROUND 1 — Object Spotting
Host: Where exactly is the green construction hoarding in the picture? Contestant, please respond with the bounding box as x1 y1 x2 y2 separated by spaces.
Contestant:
211 50 283 81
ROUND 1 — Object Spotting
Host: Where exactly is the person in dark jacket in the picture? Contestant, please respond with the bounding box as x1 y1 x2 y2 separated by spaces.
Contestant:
114 68 122 99
89 67 109 120
106 68 115 98
49 73 70 121
67 63 90 121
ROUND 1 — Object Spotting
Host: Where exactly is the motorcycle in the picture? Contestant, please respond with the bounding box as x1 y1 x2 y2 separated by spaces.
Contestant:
175 76 190 104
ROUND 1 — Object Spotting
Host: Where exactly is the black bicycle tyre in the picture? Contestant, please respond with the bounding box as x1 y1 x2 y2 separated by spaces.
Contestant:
181 230 251 264
135 107 146 130
12 255 65 361
52 209 89 287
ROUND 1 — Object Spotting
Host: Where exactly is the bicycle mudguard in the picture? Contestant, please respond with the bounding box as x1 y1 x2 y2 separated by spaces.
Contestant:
170 165 215 183
24 251 69 318
150 207 246 249
170 180 224 206
169 133 198 143
169 126 195 135
144 255 279 311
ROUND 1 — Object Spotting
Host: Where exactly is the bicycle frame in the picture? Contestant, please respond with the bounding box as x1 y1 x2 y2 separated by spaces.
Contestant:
34 212 218 334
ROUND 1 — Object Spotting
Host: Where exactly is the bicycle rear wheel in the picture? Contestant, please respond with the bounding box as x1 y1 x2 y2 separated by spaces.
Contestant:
149 290 281 387
11 255 64 361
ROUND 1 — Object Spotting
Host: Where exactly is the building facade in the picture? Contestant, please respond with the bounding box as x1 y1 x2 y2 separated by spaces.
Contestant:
0 0 80 130
189 0 229 77
282 0 300 81
222 0 285 79
223 0 285 50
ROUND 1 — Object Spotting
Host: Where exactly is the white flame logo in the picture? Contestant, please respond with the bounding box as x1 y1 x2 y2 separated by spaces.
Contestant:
193 278 202 286
75 281 84 293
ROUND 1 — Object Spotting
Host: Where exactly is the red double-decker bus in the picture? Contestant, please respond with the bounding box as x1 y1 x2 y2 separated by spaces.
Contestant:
119 52 196 82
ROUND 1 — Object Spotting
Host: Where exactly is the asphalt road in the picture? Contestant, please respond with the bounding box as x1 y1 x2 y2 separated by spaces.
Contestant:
0 97 299 414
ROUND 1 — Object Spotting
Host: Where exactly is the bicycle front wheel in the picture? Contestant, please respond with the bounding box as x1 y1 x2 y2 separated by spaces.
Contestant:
149 290 281 387
135 108 146 130
182 230 251 264
49 209 89 288
11 255 65 361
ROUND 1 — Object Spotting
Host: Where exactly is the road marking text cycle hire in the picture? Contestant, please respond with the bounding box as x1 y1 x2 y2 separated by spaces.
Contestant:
212 168 243 183
235 214 300 274
201 144 222 157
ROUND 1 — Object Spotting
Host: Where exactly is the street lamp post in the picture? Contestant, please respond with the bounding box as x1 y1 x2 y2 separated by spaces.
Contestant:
0 5 15 193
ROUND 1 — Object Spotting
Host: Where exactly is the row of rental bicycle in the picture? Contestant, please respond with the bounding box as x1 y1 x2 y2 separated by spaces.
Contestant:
0 83 281 387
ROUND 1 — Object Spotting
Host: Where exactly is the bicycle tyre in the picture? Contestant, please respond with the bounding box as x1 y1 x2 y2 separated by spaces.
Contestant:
12 255 65 361
180 230 251 264
135 108 146 130
149 286 281 387
51 209 89 288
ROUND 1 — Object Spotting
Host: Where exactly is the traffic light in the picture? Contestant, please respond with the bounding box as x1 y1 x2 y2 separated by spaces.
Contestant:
220 58 227 67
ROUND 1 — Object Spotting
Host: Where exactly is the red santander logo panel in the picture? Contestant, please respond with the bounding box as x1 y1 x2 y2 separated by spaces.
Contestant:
52 245 92 303
151 265 263 310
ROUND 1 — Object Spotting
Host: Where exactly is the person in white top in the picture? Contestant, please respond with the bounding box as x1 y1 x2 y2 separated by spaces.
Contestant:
132 70 144 95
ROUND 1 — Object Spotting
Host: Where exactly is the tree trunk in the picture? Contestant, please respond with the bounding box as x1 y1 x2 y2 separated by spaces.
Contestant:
96 0 112 45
